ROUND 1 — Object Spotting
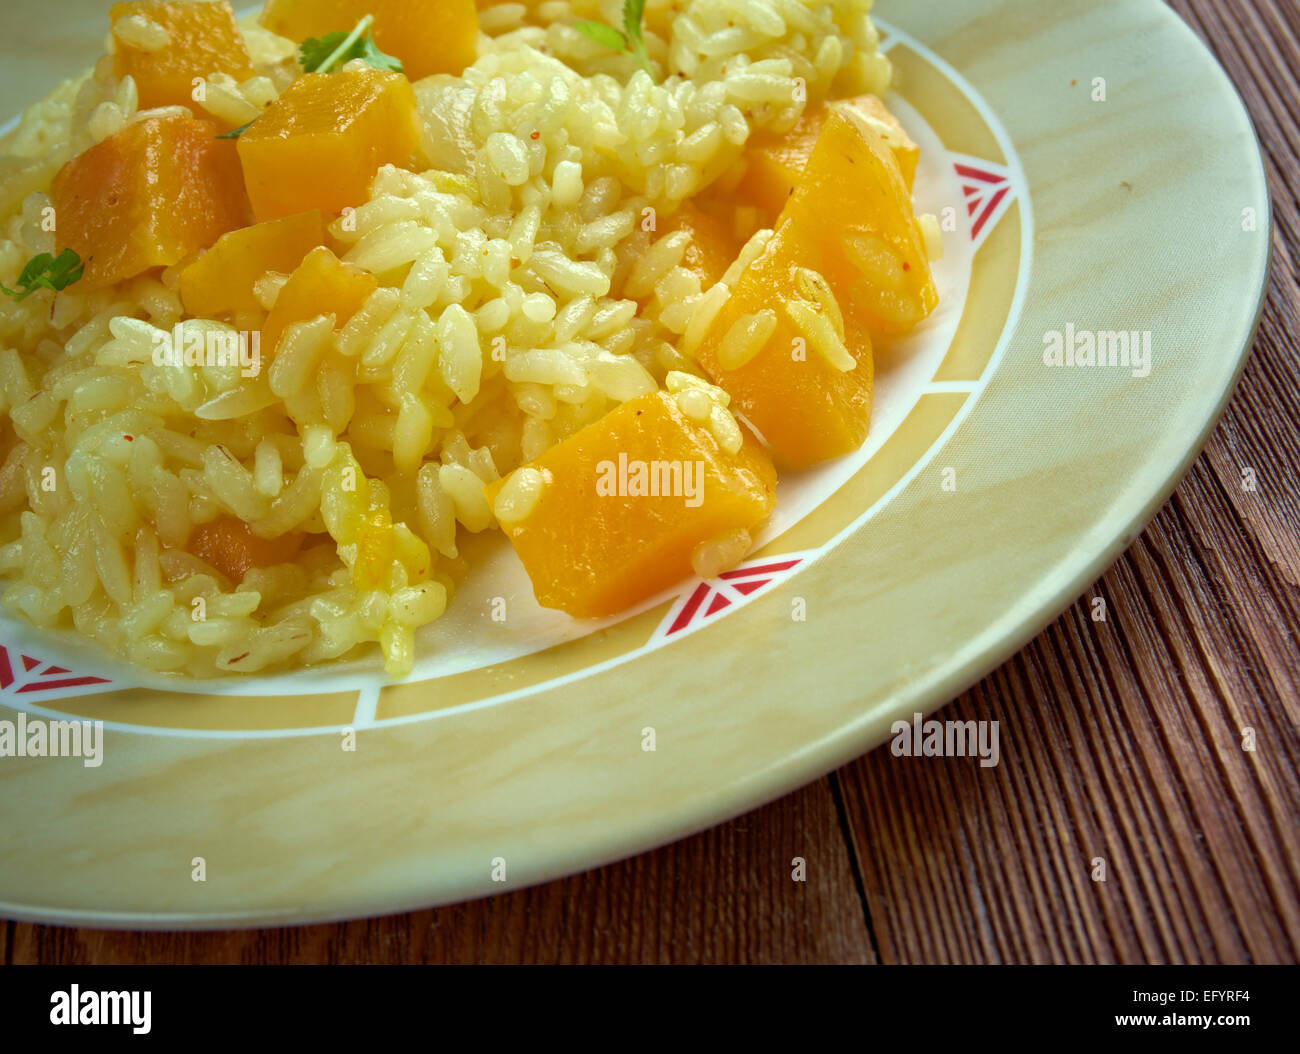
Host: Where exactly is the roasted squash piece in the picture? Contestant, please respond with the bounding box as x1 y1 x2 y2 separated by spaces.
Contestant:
110 0 255 111
849 94 920 189
260 0 478 80
735 107 823 225
236 69 421 222
51 116 251 291
261 245 377 356
189 515 304 583
695 108 935 467
179 210 326 318
661 200 738 289
784 107 937 337
695 226 875 469
737 95 919 224
485 391 777 618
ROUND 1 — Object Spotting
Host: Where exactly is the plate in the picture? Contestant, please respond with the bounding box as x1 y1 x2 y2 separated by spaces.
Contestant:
0 0 1270 926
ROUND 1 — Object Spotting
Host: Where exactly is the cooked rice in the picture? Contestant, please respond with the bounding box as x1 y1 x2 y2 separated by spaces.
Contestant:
0 0 892 677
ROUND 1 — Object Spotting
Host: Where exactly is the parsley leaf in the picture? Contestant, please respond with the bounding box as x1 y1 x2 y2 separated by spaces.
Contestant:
573 0 654 78
0 249 84 302
573 20 627 52
350 33 403 73
622 0 651 75
299 14 403 75
218 16 402 141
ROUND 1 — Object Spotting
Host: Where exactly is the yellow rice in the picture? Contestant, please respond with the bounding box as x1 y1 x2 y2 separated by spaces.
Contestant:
0 1 893 677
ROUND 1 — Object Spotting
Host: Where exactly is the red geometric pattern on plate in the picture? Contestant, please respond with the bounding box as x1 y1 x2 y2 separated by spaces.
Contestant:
0 644 111 695
663 557 804 637
953 160 1015 243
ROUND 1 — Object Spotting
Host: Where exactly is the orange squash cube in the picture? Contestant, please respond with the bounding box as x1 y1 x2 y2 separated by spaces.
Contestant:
849 94 920 189
179 210 326 318
51 116 251 291
784 108 937 337
189 515 304 583
110 0 255 112
261 245 377 356
485 391 777 618
695 227 875 470
661 200 738 289
737 96 919 224
236 69 421 222
695 108 936 468
260 0 478 81
736 107 823 225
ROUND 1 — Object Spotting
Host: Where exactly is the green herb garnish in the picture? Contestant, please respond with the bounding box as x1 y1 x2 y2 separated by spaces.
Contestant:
573 20 626 53
216 118 257 140
299 14 403 75
0 249 84 301
574 0 653 78
215 16 401 141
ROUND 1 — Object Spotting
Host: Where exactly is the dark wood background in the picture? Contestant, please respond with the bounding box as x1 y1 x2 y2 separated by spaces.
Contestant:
5 0 1298 965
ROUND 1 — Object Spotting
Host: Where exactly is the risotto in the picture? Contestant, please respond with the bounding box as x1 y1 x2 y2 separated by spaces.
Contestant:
0 0 938 678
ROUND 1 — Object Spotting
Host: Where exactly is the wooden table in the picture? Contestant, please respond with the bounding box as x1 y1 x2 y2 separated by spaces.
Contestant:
6 0 1299 965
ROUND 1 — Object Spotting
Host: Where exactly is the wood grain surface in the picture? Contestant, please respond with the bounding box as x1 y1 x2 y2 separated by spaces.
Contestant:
5 0 1299 965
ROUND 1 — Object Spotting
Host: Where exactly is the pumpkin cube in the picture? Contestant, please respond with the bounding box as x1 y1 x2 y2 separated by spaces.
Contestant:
236 69 421 222
51 116 251 291
662 200 738 289
784 107 937 337
848 94 920 190
695 226 875 469
261 245 377 357
485 391 777 618
180 210 326 318
110 0 255 112
260 0 478 81
695 108 937 467
737 95 919 225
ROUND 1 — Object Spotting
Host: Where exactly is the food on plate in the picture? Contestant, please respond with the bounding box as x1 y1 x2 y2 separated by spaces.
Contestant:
0 0 939 677
695 106 936 466
110 0 257 114
259 244 378 361
179 210 326 318
485 386 777 617
735 95 920 225
235 68 422 221
50 115 250 290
